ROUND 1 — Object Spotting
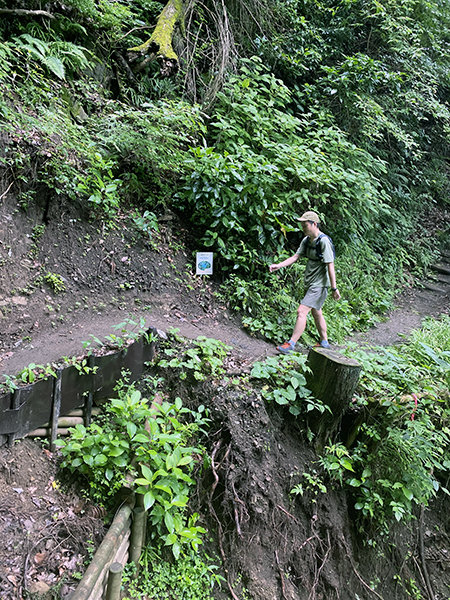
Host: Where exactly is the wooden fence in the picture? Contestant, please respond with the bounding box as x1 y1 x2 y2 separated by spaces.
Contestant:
0 329 157 447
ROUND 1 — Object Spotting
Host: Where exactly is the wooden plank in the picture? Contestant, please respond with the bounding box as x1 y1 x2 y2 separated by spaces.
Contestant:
50 370 62 452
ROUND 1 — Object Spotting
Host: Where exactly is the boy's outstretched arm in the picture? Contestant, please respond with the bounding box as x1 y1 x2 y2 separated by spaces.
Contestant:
269 254 299 272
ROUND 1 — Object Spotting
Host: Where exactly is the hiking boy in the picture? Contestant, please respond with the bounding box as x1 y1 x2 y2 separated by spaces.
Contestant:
269 211 341 353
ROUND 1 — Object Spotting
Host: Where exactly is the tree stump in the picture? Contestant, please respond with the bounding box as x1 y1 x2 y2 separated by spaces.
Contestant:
305 348 361 446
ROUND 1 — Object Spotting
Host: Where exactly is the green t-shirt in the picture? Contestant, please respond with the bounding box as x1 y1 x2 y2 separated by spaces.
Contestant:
296 235 334 288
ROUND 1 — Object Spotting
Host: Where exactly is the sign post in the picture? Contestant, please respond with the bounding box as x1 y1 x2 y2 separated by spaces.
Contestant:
196 252 213 275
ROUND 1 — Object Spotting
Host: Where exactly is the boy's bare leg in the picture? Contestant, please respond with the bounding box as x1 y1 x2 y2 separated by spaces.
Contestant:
290 304 311 343
311 308 327 341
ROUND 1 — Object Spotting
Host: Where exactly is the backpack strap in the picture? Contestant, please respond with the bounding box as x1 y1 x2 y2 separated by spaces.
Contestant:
315 234 325 260
305 234 324 260
305 234 334 261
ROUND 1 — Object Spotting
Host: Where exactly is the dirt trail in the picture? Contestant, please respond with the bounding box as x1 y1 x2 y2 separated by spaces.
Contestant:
0 303 276 378
1 194 448 379
1 256 448 379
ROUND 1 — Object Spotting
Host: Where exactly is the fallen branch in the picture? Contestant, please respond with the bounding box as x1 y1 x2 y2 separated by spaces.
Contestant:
0 9 54 19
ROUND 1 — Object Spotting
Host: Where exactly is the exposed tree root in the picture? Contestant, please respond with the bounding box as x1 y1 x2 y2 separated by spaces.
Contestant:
418 505 436 600
207 439 240 600
342 536 384 600
275 549 288 600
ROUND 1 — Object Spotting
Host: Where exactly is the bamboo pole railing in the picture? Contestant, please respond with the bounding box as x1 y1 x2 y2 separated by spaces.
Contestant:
70 502 138 600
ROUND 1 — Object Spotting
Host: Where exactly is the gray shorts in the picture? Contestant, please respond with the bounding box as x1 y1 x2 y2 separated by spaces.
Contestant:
301 286 328 310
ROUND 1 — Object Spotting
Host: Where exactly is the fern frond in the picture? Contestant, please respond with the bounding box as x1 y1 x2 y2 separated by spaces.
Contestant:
43 56 66 80
17 34 48 57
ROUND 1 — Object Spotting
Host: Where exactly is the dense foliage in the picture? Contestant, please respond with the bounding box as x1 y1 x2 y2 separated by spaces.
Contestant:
334 314 450 530
1 0 447 342
1 3 448 597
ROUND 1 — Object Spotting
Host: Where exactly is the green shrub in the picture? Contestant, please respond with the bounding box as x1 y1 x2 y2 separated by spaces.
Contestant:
327 316 450 530
157 333 232 382
123 548 224 600
57 383 209 557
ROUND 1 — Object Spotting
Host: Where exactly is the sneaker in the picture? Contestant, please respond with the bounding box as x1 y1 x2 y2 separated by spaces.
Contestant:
277 341 296 354
314 340 330 348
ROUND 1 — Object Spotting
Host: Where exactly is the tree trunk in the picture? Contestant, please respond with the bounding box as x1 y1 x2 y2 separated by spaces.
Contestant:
128 0 183 77
305 348 361 447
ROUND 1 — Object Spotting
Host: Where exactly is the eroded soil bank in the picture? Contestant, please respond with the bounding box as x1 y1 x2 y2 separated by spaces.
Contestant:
0 439 106 599
167 369 450 600
0 191 275 379
2 357 449 600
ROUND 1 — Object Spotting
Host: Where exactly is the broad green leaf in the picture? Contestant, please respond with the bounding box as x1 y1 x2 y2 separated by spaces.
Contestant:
164 511 175 533
141 465 153 481
348 478 361 487
143 491 155 510
341 459 354 472
127 423 137 439
154 483 172 495
179 528 198 539
151 469 168 481
171 495 189 507
172 541 181 560
108 447 124 457
133 433 149 443
94 453 107 465
165 533 177 545
401 487 413 501
134 478 151 486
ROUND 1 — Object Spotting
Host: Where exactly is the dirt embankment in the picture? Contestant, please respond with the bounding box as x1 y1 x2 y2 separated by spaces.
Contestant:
1 189 448 378
170 372 450 600
0 439 106 599
0 190 274 379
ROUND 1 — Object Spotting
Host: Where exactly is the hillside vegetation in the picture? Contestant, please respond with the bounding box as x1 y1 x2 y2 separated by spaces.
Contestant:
1 0 448 342
0 1 449 599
